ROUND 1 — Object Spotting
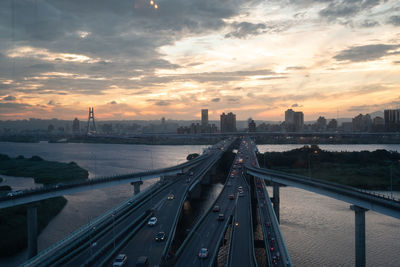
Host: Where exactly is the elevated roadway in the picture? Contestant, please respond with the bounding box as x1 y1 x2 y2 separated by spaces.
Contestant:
22 139 235 267
175 138 256 267
246 165 400 220
0 151 211 209
247 138 292 267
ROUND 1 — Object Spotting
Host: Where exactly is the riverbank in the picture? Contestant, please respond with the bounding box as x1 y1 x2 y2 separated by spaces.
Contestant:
258 145 400 190
0 154 88 257
0 154 88 184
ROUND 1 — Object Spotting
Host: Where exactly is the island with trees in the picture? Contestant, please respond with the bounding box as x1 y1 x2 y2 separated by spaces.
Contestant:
0 154 88 257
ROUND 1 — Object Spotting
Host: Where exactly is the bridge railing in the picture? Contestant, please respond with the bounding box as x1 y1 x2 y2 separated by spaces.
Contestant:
0 152 211 204
246 166 400 207
22 180 168 266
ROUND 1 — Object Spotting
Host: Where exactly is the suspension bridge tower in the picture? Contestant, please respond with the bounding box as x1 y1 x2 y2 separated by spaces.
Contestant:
86 107 97 135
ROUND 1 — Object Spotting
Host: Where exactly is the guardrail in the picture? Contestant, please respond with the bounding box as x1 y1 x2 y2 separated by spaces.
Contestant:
22 180 173 267
247 176 258 267
256 179 273 267
246 166 400 219
249 141 292 266
161 152 225 261
1 152 211 208
175 154 236 259
209 214 232 265
83 210 152 266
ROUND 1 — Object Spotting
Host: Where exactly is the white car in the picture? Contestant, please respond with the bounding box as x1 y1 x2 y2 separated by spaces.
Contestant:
148 217 157 226
113 254 127 266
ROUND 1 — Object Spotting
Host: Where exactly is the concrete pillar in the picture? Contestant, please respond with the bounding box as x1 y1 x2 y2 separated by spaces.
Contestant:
132 181 143 195
350 205 368 267
27 204 38 258
272 183 280 223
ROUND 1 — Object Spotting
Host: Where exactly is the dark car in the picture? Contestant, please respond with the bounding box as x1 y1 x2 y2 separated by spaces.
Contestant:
212 205 220 212
218 213 225 221
135 256 149 266
113 254 127 266
198 248 209 258
229 194 235 200
155 232 166 242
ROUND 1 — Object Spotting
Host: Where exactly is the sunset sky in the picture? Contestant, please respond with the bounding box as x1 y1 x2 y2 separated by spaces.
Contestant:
0 0 399 121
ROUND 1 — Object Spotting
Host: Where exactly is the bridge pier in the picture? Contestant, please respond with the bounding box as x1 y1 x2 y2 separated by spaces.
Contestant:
272 183 280 223
350 205 368 267
27 203 38 258
131 181 143 195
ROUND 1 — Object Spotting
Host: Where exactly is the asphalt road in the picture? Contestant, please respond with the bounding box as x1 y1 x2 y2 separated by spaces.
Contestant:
176 139 253 267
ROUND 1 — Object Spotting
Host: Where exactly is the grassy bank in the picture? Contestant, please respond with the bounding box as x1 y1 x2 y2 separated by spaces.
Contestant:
0 154 88 257
258 145 400 190
0 154 88 184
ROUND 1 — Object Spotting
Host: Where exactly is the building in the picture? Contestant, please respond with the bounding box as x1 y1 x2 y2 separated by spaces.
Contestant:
315 116 327 131
352 114 372 132
220 112 236 132
293 111 304 132
327 119 338 131
201 109 208 129
372 116 385 132
384 109 400 132
248 119 256 132
284 109 303 132
285 109 295 124
72 118 80 133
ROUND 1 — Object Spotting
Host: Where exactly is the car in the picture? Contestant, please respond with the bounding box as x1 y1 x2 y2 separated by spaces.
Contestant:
238 186 243 191
6 190 23 197
168 194 175 200
239 191 245 197
135 256 149 266
148 217 157 226
212 205 220 212
198 248 209 258
155 231 166 241
113 254 127 266
218 213 225 221
229 194 235 200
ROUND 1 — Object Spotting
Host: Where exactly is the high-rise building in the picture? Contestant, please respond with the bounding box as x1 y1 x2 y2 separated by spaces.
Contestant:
315 116 327 131
248 119 256 132
293 111 304 131
285 109 295 124
220 112 236 132
201 109 208 128
284 109 303 132
352 113 372 132
384 109 400 132
72 118 80 133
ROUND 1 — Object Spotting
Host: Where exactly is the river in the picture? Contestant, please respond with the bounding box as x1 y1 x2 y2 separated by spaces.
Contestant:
0 142 399 266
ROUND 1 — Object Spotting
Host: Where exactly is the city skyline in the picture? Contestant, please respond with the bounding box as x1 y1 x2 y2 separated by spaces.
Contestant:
0 0 400 121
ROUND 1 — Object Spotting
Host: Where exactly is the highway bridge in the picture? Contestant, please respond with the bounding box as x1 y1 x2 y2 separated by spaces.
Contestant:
0 137 398 267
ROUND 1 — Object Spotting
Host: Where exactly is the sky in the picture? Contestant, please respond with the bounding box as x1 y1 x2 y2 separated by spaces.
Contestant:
0 0 399 121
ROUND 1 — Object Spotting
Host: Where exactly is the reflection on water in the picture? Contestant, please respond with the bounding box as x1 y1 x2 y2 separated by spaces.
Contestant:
0 142 399 266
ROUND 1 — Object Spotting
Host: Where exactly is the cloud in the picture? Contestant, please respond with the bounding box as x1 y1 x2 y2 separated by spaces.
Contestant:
2 95 16 101
319 0 385 21
334 44 400 62
291 103 302 107
211 98 220 102
225 22 267 39
387 16 400 26
225 20 294 39
360 19 379 28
